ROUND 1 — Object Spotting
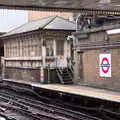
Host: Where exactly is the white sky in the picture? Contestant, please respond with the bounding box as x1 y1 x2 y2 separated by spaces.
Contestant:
107 29 120 34
0 9 28 32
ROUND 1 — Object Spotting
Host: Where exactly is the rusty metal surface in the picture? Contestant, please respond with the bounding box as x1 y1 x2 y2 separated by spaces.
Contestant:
0 0 120 12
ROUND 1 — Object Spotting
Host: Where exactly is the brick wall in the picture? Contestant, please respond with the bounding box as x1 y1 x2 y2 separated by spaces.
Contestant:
5 67 59 83
109 33 120 40
73 27 120 90
82 48 120 90
5 67 40 82
28 11 73 21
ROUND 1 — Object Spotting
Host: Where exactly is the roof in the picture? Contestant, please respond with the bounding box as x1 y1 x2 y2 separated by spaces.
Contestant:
2 16 76 37
72 23 120 36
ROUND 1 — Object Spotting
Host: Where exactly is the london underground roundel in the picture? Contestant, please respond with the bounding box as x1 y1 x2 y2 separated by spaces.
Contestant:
99 54 111 77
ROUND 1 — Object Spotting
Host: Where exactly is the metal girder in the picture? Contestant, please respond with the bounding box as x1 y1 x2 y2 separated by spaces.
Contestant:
0 0 120 14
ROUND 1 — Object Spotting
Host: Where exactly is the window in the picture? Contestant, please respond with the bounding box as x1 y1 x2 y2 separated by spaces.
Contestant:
56 40 64 55
46 40 54 56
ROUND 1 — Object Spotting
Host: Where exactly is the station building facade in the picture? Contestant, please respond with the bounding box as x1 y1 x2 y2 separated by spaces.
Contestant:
1 16 75 83
72 23 120 90
1 14 120 90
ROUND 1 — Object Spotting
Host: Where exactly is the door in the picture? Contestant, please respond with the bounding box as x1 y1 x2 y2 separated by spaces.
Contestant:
77 52 84 80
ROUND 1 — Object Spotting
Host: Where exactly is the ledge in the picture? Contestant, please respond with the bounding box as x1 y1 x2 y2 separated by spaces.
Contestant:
72 23 120 35
4 56 56 61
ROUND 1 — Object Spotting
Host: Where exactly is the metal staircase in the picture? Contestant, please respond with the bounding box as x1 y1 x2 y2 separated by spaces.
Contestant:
56 58 74 84
56 67 73 84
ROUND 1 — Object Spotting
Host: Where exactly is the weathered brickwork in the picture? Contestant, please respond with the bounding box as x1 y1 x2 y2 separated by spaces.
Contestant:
5 68 40 82
28 11 73 21
73 25 120 90
109 34 120 40
83 49 120 90
5 67 59 83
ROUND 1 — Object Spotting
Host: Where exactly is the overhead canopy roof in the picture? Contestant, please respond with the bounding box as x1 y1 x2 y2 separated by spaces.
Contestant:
0 0 120 12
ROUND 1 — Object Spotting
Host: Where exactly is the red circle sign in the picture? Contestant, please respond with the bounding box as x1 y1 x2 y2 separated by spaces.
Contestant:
101 57 110 74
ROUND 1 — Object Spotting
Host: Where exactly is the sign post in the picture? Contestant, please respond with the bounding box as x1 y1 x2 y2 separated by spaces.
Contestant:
99 54 111 77
40 66 44 83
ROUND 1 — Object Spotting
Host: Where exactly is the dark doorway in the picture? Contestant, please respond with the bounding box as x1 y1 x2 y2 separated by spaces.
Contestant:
0 40 4 75
77 52 84 80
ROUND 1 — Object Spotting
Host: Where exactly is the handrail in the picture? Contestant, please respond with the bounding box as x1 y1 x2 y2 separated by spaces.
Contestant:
67 57 74 75
56 67 64 84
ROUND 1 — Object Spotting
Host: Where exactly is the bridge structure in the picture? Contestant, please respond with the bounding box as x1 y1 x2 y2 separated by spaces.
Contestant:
0 0 120 15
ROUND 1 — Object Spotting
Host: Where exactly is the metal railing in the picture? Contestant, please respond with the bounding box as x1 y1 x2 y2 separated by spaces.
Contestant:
67 57 74 76
56 67 64 84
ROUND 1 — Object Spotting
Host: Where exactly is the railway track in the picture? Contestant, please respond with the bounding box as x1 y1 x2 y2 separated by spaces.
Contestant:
0 83 119 120
0 88 101 120
0 84 103 120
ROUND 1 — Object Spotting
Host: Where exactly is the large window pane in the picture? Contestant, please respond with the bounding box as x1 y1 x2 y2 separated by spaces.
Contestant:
56 40 64 55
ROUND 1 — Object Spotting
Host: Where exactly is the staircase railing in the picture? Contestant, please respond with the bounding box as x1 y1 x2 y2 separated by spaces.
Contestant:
55 62 64 84
67 57 74 77
55 57 74 84
56 68 65 84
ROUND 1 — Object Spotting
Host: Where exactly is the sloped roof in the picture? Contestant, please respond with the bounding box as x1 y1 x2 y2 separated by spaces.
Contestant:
3 16 76 37
72 23 120 37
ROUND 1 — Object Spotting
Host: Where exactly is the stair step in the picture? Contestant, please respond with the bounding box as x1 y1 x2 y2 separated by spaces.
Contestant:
63 81 73 84
56 67 73 84
62 76 70 79
63 79 72 82
62 73 69 75
62 75 72 79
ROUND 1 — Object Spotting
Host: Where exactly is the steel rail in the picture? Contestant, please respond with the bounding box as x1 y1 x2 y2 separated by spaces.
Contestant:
0 89 101 120
0 92 92 120
0 94 66 120
1 84 119 120
0 102 42 120
1 85 101 120
0 101 61 120
2 84 119 120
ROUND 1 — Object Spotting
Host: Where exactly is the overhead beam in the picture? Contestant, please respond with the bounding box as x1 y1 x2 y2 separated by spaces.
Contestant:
0 0 120 15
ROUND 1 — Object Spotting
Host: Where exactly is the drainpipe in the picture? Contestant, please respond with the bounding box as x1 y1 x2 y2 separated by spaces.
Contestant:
76 14 81 32
1 57 5 80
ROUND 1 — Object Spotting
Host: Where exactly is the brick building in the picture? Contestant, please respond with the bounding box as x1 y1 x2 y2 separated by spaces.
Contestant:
1 16 75 83
72 23 120 90
28 11 74 21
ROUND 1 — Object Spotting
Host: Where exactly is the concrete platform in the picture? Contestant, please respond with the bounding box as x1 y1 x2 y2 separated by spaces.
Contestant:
3 79 120 103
